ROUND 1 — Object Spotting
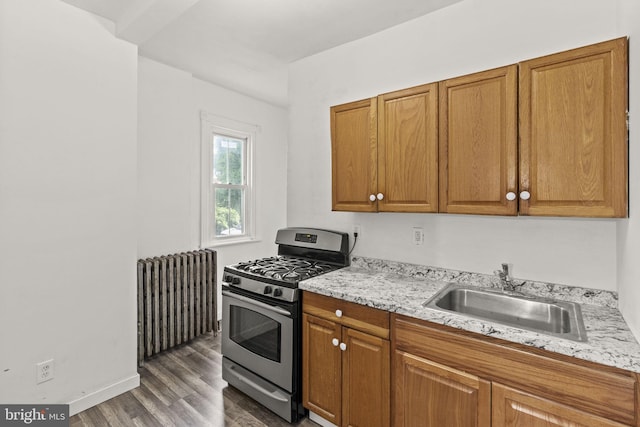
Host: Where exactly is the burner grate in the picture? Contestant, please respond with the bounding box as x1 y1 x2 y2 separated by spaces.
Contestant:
233 256 338 282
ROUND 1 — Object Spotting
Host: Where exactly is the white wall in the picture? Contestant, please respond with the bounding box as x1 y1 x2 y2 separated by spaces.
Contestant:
191 76 290 271
138 58 196 258
617 0 640 339
288 0 626 291
0 0 139 413
137 57 289 286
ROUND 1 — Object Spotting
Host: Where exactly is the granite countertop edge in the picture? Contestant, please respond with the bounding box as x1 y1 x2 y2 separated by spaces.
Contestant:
299 256 640 374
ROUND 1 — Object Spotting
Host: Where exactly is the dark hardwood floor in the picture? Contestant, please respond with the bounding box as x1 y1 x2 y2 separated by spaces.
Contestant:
70 333 320 427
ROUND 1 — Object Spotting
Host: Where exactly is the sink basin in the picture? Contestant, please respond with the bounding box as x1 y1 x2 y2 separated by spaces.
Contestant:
424 283 587 342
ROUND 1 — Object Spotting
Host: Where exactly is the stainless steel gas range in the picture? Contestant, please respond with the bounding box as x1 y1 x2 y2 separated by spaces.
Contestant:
221 227 350 422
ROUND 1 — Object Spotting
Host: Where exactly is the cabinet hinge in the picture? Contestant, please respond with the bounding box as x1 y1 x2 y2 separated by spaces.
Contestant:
626 110 630 132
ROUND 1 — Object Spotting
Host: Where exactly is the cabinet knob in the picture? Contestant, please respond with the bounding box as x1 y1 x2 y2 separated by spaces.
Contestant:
506 192 516 201
339 342 347 351
335 309 343 318
369 194 376 202
520 191 531 200
332 338 339 347
377 193 384 200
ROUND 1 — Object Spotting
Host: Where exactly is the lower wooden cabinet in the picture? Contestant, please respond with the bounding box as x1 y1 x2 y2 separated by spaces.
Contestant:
492 383 630 427
394 350 490 427
303 297 639 427
392 313 639 427
303 313 342 424
302 292 390 427
342 327 390 427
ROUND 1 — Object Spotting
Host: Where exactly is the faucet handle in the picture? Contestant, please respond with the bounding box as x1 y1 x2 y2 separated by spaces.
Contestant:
497 263 516 291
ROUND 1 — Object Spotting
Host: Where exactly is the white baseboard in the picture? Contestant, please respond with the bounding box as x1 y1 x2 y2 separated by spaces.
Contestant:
68 373 140 416
309 411 338 427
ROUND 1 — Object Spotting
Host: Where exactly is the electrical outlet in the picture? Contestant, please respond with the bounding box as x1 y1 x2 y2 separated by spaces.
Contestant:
353 225 361 236
412 227 424 245
36 359 54 384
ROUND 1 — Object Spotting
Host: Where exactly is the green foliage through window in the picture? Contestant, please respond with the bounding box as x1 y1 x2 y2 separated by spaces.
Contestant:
213 135 245 236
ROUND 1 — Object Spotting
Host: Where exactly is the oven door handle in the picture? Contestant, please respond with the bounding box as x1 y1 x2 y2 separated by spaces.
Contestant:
225 363 289 403
222 290 292 317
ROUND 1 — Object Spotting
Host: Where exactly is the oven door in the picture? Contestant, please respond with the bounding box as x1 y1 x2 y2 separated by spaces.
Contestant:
222 287 294 392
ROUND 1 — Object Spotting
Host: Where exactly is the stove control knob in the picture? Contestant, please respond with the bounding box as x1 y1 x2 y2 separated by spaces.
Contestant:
335 309 343 318
263 286 273 294
273 288 283 297
231 277 241 285
223 275 232 283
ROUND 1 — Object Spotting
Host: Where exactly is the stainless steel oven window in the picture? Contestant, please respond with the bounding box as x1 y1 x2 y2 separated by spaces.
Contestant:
222 291 294 391
228 305 282 362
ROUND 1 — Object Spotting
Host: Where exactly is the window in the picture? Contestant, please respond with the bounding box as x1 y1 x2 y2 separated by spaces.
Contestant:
201 112 255 246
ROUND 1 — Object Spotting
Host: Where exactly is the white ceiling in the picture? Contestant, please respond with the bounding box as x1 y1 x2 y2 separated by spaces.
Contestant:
62 0 462 106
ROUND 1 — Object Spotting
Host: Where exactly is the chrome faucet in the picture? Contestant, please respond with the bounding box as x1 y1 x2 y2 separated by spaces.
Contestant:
494 263 515 291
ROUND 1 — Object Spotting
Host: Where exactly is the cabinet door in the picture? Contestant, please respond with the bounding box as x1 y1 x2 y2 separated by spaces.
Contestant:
378 83 439 212
519 37 628 217
493 383 630 427
394 350 491 427
302 313 342 425
439 65 518 215
342 328 390 427
331 98 378 212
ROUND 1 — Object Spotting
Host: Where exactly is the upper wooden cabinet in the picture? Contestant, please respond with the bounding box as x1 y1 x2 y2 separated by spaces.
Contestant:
331 98 378 212
519 37 628 217
439 65 518 215
331 84 439 213
378 83 439 213
331 37 628 217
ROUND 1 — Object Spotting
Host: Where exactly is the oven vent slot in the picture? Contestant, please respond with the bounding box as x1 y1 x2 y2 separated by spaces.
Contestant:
137 249 217 366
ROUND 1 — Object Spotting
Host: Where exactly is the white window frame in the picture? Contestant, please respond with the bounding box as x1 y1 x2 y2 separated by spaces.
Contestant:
201 112 256 247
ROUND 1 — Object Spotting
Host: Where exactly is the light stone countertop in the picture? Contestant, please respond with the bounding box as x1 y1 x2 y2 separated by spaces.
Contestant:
299 256 640 374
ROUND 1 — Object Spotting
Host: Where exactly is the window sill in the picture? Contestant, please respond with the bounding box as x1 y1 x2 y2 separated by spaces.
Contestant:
203 237 262 248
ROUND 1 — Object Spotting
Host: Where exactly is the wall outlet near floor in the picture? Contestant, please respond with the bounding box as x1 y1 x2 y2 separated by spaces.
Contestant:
36 359 54 384
412 227 424 245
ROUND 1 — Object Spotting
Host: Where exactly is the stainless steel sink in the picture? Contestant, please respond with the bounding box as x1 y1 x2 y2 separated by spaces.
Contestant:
423 283 587 342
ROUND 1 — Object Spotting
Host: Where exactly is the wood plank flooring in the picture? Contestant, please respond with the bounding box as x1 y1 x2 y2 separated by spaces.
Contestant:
70 333 320 427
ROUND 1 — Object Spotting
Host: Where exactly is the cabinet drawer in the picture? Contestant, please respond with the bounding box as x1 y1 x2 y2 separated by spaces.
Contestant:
303 291 389 339
392 314 638 426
